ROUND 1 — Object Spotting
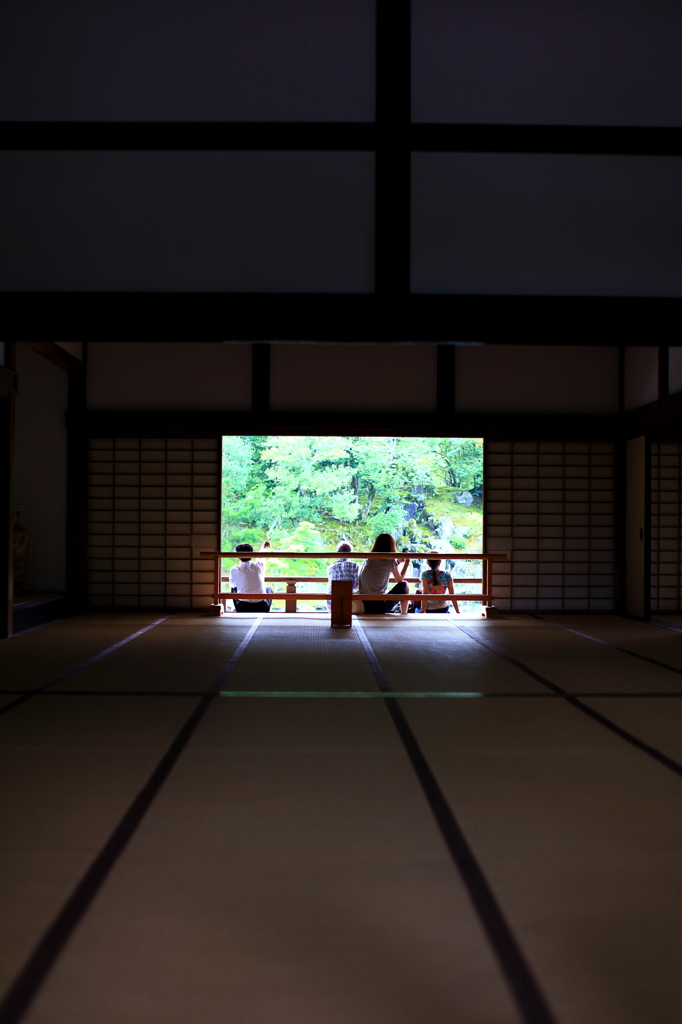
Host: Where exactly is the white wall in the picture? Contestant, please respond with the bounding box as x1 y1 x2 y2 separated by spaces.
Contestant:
624 347 658 411
412 155 682 297
0 152 375 292
0 0 374 122
455 345 618 414
87 341 639 415
14 344 68 592
270 344 437 411
88 342 252 410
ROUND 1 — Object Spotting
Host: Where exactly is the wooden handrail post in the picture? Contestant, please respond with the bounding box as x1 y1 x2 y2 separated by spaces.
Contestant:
482 557 489 606
285 581 297 613
330 579 352 628
213 554 221 606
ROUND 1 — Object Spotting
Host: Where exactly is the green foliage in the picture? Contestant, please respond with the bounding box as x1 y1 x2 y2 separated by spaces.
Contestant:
271 522 328 578
221 436 484 582
436 438 484 497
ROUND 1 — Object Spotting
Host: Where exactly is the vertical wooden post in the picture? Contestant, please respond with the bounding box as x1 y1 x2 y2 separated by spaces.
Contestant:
285 581 297 613
375 0 411 299
0 343 17 639
213 554 221 605
66 351 88 615
330 579 352 628
482 558 489 606
658 345 669 400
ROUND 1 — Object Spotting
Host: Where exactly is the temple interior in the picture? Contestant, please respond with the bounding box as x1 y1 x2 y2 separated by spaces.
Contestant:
1 1 681 1021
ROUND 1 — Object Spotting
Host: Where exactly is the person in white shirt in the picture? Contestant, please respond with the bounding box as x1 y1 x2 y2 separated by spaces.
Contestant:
229 541 272 612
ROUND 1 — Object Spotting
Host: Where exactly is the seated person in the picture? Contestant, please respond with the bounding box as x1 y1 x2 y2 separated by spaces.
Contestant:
230 541 273 612
326 541 360 607
420 553 460 613
357 533 410 614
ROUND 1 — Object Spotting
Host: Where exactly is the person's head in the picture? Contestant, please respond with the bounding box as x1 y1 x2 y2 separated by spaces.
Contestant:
372 533 396 553
427 551 442 574
236 542 253 563
337 541 352 554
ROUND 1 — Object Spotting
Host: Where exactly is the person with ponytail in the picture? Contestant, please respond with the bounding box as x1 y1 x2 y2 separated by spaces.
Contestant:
420 553 460 613
357 533 410 614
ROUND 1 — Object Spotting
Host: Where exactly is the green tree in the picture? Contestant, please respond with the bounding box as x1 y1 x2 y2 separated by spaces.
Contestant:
437 438 484 497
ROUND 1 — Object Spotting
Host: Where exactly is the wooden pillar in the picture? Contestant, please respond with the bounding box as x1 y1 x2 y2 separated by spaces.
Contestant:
658 345 669 400
0 343 17 639
285 581 297 613
330 579 352 628
66 352 88 614
375 0 411 300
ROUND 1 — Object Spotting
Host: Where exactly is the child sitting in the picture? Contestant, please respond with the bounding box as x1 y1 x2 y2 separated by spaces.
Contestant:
420 554 460 614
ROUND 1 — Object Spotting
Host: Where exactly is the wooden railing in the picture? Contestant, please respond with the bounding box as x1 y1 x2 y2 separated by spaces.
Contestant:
199 550 506 625
220 575 484 613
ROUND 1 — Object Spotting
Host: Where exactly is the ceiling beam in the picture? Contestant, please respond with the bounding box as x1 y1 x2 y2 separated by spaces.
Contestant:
2 122 678 156
7 293 679 342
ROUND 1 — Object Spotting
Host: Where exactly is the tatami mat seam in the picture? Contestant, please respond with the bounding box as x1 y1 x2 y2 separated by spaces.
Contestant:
0 616 171 718
456 625 682 778
535 615 682 676
0 620 66 644
354 620 558 1024
0 617 265 1024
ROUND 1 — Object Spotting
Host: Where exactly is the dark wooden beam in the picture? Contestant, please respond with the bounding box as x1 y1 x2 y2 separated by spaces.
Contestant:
374 0 411 298
2 122 677 157
613 438 627 614
6 293 679 342
658 345 669 400
65 347 89 612
410 124 681 156
81 408 621 442
0 344 17 639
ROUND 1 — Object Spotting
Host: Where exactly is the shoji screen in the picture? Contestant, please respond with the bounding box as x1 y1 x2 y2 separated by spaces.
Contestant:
485 441 615 611
88 438 220 609
651 443 682 613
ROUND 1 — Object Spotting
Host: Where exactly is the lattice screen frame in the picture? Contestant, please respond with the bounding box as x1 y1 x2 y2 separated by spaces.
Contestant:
651 442 682 613
485 441 615 611
88 437 220 609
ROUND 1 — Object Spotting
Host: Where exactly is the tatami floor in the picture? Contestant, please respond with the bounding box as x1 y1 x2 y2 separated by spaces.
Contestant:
1 611 681 1024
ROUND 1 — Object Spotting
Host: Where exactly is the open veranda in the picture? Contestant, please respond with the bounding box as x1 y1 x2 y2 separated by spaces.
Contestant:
219 436 488 622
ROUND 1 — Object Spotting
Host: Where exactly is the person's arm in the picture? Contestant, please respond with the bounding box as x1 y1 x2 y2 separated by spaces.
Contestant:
392 558 410 584
446 578 460 612
391 559 406 584
254 539 270 570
